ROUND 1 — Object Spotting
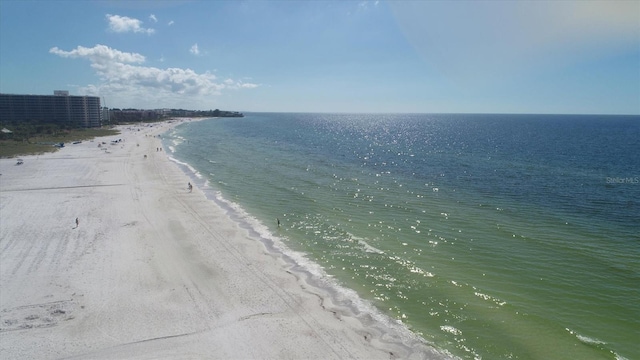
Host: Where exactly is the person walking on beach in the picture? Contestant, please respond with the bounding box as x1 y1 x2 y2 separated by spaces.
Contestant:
75 217 79 228
188 182 193 192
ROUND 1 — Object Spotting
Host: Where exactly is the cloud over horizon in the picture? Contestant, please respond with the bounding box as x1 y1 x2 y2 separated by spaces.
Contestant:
49 44 258 109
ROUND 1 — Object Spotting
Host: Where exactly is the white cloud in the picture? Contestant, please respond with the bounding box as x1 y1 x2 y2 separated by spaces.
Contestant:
239 83 259 89
49 44 145 64
224 78 259 90
190 43 200 55
49 44 258 109
149 14 158 23
106 14 155 35
168 20 174 26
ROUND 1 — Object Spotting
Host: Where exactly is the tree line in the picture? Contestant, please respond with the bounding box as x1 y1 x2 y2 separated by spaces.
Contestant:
1 108 243 141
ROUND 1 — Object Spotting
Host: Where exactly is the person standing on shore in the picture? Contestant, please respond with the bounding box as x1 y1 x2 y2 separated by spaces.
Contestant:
75 217 79 228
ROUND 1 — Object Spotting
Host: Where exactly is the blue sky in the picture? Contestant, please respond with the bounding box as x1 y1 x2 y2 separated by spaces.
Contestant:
1 0 638 114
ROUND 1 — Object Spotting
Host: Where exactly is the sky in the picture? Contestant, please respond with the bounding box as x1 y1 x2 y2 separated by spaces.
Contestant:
1 0 638 115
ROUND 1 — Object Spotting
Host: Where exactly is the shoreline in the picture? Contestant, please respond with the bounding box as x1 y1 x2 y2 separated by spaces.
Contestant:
162 119 452 358
0 118 447 359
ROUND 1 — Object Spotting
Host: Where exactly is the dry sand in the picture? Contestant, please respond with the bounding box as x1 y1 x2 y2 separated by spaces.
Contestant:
0 120 445 359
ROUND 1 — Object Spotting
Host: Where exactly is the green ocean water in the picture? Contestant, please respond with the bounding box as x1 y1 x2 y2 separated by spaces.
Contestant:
164 113 639 359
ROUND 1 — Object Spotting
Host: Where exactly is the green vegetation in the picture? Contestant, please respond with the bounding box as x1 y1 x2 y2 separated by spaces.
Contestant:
108 108 243 123
0 127 120 158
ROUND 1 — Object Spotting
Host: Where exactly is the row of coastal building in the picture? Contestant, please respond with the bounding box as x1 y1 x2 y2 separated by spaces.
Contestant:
1 91 104 128
0 91 243 129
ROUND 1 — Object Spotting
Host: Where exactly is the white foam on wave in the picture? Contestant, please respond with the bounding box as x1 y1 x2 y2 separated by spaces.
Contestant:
389 255 435 278
206 189 451 358
565 327 626 359
167 156 203 179
565 328 607 346
211 191 334 281
349 233 384 254
440 325 462 336
577 334 607 345
473 291 506 306
172 138 183 147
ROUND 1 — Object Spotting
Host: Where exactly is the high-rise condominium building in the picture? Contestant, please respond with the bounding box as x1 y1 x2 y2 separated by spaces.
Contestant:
0 91 102 128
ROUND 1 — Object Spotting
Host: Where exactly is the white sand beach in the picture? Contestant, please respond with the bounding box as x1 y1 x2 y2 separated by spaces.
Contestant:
0 120 443 359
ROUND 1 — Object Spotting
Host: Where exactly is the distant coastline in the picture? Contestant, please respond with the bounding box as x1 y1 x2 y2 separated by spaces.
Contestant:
0 106 243 158
108 108 243 123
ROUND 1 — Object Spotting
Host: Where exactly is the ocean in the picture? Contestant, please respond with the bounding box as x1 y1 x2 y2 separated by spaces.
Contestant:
163 113 639 360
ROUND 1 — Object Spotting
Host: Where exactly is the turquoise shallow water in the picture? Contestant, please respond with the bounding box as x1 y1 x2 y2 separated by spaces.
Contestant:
164 113 639 360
